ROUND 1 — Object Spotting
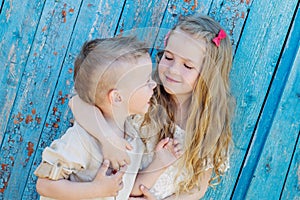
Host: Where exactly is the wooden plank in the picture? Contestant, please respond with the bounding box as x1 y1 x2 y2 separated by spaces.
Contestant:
0 0 4 14
0 0 45 145
233 4 300 199
281 133 300 199
245 40 300 199
22 1 126 199
151 0 210 59
209 0 252 52
0 0 83 198
0 1 297 199
203 0 299 199
114 0 169 47
151 0 250 61
202 0 251 198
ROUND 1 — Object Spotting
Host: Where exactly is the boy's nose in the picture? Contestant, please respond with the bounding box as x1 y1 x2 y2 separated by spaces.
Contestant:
149 80 157 89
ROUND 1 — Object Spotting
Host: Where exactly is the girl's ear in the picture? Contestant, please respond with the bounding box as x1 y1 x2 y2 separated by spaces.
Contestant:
108 89 123 105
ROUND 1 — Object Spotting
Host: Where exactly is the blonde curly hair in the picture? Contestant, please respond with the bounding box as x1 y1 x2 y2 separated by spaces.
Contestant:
144 14 234 194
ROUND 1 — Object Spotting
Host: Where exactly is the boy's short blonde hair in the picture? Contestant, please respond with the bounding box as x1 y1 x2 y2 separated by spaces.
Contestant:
74 36 149 105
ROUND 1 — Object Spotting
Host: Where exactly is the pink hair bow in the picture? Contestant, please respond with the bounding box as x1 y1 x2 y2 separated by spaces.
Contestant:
212 29 226 47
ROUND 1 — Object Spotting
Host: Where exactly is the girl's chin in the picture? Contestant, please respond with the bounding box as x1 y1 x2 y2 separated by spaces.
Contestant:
162 85 176 95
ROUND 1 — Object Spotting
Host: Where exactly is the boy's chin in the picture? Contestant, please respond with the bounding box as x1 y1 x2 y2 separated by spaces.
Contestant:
136 107 149 115
129 104 150 116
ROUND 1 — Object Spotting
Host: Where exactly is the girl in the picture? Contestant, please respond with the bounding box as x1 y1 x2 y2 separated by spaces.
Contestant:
133 14 234 199
39 14 234 199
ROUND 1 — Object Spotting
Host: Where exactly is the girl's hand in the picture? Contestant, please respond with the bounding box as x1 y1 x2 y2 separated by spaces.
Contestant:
154 138 179 169
154 137 170 151
171 138 183 158
92 160 127 197
155 137 183 159
129 185 157 200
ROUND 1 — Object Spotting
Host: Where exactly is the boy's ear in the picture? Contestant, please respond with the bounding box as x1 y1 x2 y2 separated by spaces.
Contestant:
108 89 122 104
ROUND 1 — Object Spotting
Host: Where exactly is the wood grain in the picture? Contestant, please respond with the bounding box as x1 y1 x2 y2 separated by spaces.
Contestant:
0 0 299 199
0 0 82 198
0 0 46 145
204 0 299 199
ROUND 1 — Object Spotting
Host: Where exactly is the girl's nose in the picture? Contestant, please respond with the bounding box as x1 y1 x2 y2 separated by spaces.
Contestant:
169 62 180 74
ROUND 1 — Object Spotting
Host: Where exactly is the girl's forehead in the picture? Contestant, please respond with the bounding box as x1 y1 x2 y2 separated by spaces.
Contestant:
166 29 206 64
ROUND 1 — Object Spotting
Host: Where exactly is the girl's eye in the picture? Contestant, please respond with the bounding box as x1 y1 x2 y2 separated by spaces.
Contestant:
184 64 193 70
164 54 173 60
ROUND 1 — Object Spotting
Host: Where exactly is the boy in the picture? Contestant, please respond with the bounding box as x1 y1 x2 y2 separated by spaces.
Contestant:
34 36 156 200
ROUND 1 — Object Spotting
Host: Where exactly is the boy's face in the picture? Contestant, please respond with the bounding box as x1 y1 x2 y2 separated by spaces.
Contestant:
116 54 156 115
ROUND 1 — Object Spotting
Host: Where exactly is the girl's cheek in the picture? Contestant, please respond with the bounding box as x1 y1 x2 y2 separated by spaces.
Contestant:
159 57 169 66
158 61 169 72
158 63 164 74
190 76 199 88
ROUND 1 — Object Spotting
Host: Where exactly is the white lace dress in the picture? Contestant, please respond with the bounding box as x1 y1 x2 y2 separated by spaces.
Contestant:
143 125 188 199
129 115 229 200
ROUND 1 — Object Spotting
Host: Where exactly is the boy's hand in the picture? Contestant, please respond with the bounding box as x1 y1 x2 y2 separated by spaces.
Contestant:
102 136 132 170
93 160 127 197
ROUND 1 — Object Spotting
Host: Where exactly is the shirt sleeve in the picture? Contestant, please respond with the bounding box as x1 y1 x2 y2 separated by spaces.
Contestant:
34 124 88 180
126 115 159 170
116 117 145 200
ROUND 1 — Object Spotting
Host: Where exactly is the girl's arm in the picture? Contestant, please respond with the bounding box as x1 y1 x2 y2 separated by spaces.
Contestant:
36 161 126 199
69 95 132 169
131 138 179 196
163 168 212 200
130 168 212 200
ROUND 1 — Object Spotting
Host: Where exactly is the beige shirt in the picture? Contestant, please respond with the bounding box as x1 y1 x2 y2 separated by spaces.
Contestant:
34 120 144 200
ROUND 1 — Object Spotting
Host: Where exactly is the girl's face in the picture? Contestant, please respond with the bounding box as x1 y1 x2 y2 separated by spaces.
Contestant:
158 29 206 101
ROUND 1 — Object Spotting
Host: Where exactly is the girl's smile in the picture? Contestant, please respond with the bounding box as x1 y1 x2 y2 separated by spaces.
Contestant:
165 75 181 83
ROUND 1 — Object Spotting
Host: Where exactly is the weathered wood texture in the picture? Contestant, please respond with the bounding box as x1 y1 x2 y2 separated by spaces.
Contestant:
206 0 300 199
233 5 300 199
0 0 46 144
0 0 299 199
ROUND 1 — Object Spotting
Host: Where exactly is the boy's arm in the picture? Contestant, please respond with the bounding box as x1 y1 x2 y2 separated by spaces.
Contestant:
36 161 126 199
69 95 132 169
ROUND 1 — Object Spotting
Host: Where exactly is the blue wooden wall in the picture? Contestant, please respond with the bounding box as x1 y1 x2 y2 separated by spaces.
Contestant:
0 0 299 199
